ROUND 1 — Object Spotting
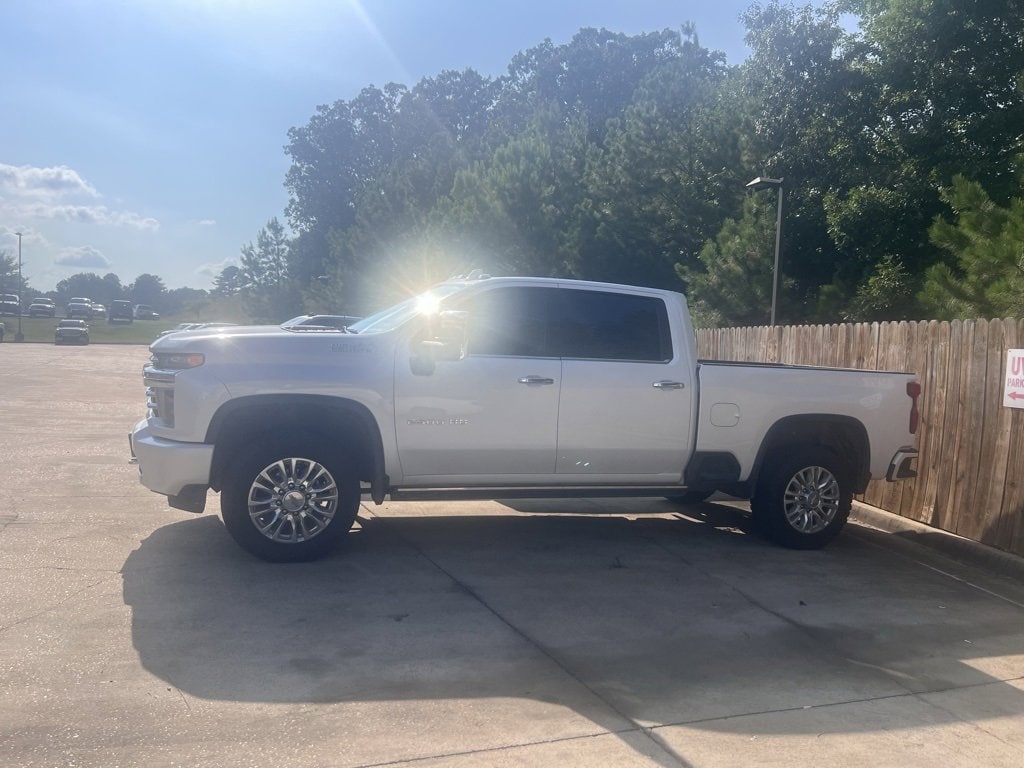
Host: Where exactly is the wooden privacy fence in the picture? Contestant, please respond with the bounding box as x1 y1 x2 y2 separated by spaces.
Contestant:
696 319 1024 558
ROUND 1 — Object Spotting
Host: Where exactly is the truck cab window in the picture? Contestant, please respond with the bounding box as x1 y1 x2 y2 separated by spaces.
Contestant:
464 287 551 357
550 289 672 362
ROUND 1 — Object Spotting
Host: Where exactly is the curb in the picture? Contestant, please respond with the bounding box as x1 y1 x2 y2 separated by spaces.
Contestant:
851 501 1024 582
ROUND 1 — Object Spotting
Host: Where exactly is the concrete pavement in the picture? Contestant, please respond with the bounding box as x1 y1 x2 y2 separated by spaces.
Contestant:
1 343 1023 767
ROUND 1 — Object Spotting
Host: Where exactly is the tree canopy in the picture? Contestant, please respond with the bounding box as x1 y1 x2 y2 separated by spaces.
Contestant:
223 0 1024 325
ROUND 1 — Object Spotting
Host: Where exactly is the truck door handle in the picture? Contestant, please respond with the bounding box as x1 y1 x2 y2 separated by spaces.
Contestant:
518 376 555 385
653 380 686 390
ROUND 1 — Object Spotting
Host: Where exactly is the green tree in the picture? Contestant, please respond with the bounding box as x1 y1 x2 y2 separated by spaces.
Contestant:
736 1 876 320
56 273 110 306
849 0 1024 204
678 193 785 327
430 109 591 280
239 218 299 321
498 27 687 146
165 287 209 316
285 71 499 304
581 25 739 289
128 274 168 311
0 251 19 294
100 273 125 306
820 0 1024 317
920 174 1024 318
212 265 243 296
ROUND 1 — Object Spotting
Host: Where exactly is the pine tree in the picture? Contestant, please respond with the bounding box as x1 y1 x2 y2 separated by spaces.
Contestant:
920 174 1024 319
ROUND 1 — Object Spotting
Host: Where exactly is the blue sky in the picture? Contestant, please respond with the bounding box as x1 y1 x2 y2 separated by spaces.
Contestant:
2 0 797 293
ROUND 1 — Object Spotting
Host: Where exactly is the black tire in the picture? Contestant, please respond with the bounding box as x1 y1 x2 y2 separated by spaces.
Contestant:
665 490 714 505
220 437 360 562
750 448 851 549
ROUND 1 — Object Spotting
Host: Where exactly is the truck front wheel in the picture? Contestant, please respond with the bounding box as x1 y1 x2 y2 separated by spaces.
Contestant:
220 439 360 562
751 448 851 549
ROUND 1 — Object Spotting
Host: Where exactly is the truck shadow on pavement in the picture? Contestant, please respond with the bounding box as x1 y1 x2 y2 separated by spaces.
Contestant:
122 503 1024 747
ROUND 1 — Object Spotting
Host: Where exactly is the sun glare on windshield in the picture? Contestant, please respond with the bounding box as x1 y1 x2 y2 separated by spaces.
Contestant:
415 294 442 316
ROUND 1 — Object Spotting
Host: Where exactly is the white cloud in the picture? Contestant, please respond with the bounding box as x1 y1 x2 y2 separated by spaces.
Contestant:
195 256 237 277
193 218 217 227
5 202 160 231
0 162 159 230
55 245 111 268
0 163 99 199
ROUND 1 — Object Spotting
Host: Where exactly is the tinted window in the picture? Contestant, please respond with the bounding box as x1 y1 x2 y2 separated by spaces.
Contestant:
464 287 551 357
550 289 672 362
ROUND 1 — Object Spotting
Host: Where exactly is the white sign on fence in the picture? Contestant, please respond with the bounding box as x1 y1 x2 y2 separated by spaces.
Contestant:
1005 349 1024 409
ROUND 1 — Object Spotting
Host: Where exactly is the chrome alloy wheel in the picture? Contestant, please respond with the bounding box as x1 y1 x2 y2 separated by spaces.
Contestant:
782 465 841 535
246 457 339 544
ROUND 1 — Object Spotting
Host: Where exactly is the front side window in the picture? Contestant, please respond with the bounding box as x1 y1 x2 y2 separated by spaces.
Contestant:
549 289 672 362
463 287 552 357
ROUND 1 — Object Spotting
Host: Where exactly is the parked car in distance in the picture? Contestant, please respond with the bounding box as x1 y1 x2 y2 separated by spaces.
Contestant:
0 293 20 316
54 318 89 345
90 301 106 317
134 304 159 320
28 297 56 317
108 300 134 323
282 314 362 330
66 297 94 319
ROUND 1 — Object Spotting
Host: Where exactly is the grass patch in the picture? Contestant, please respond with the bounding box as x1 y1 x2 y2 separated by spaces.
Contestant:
0 316 167 345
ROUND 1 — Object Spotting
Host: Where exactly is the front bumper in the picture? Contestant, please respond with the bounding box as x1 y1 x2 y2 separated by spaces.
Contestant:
886 446 918 481
130 419 214 498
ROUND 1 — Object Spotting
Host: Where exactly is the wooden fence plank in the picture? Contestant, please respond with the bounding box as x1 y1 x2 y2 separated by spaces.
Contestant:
916 320 948 527
950 320 987 539
976 321 1014 549
994 320 1024 553
899 321 928 521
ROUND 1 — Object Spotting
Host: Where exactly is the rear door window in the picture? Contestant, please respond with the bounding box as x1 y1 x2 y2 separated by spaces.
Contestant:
549 289 672 362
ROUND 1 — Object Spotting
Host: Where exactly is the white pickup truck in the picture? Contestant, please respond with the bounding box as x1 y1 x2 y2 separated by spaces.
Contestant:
130 276 921 561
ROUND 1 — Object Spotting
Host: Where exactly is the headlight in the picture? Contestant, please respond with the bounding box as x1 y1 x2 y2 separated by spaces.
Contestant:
150 352 205 370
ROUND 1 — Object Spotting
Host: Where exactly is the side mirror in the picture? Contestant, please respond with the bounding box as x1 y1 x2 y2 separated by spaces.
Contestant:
410 310 468 376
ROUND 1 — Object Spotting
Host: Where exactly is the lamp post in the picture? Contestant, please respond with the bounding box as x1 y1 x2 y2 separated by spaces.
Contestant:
14 231 24 342
745 176 784 326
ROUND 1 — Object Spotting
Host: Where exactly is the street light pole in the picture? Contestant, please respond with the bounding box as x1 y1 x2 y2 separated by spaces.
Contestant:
745 177 784 326
14 231 24 342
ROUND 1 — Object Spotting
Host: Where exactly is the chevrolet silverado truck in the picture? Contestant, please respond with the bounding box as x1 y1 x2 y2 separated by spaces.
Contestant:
130 276 921 562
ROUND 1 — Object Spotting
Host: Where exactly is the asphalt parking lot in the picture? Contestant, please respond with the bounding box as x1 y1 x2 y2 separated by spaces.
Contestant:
2 343 1024 767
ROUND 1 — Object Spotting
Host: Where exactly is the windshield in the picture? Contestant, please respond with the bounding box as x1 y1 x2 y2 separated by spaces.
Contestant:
347 283 468 335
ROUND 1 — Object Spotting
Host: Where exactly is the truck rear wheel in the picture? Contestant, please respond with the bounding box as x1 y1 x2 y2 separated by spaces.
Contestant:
220 438 360 562
751 448 851 549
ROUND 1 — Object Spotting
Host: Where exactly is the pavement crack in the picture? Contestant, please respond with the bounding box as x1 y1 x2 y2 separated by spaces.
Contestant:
351 729 639 768
0 577 109 635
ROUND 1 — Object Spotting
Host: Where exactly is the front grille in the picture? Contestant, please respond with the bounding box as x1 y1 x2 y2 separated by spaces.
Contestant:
143 367 177 427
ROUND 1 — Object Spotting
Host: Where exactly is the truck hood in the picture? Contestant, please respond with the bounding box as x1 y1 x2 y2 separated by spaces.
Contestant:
150 324 392 364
